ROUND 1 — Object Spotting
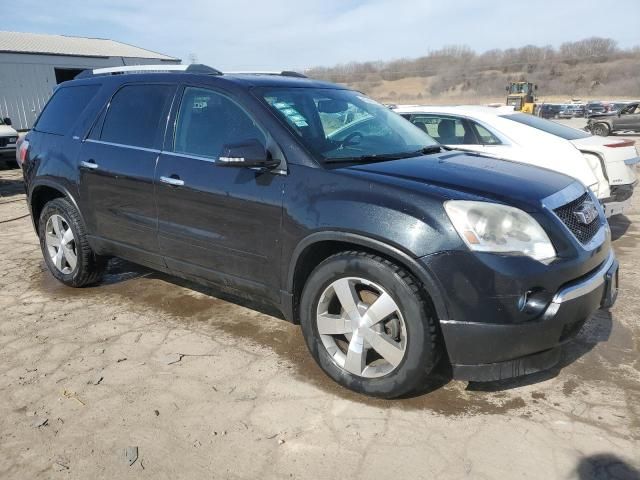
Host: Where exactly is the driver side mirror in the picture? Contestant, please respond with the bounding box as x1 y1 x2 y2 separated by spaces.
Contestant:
2 117 11 126
217 139 279 170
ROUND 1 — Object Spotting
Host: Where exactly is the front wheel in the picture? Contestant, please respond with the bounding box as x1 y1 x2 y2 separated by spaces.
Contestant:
591 123 610 136
299 251 441 398
38 198 106 287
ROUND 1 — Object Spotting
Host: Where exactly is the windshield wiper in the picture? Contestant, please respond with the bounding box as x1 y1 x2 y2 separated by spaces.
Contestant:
324 151 422 164
325 146 449 164
420 145 449 154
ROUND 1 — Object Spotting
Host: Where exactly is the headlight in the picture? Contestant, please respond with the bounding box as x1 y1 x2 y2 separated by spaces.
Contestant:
444 201 556 261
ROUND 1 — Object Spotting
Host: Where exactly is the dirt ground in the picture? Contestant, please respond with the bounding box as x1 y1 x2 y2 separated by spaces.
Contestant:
0 158 639 479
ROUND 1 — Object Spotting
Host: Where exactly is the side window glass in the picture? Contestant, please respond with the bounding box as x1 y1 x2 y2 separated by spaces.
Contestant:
471 122 501 145
412 116 469 145
101 84 174 149
174 87 266 159
35 85 100 135
87 107 106 140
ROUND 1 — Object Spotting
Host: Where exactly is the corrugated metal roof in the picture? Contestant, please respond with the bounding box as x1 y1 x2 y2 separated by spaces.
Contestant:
0 31 179 60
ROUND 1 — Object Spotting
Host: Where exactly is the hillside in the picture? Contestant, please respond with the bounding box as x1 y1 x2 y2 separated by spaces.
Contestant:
307 37 640 104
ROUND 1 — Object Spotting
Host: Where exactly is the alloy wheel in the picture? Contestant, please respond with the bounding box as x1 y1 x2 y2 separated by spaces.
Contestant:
45 214 78 274
315 277 407 378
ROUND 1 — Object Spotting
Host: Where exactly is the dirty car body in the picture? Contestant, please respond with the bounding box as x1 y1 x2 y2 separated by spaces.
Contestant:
20 66 619 397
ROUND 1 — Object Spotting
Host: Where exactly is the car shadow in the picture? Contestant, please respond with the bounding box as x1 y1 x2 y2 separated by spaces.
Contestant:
609 214 632 241
96 257 615 396
576 454 640 480
465 309 612 392
0 173 24 198
97 257 285 319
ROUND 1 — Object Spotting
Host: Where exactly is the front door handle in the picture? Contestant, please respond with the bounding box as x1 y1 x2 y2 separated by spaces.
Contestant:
80 160 98 170
160 175 185 187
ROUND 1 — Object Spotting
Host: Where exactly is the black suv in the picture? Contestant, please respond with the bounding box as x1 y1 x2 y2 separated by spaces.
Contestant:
21 65 618 398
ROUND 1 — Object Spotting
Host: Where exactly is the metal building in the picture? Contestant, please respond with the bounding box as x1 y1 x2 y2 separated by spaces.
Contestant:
0 31 181 130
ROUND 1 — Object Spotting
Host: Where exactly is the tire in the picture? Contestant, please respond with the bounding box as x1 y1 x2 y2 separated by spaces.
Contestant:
592 123 610 136
299 251 441 398
38 197 106 287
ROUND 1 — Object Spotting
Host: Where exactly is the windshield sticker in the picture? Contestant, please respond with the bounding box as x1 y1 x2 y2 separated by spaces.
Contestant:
272 102 309 127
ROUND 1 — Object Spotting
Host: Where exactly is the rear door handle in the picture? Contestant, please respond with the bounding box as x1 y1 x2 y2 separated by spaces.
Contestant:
80 160 98 169
160 175 185 187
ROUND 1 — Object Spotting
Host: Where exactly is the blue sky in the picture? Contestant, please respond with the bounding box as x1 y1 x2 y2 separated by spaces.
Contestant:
13 0 640 69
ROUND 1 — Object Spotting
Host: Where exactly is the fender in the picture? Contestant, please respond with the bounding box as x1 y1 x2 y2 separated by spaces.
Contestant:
28 179 86 233
286 231 450 321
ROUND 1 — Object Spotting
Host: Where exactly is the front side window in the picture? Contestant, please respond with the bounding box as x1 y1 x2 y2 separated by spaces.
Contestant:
471 122 501 145
35 85 100 135
100 84 174 149
258 87 438 164
174 87 266 159
410 115 471 145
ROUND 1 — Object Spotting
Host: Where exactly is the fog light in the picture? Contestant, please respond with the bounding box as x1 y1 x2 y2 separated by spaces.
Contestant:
519 289 547 315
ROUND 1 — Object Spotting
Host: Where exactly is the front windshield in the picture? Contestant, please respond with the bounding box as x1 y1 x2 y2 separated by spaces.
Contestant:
257 87 439 164
500 113 591 140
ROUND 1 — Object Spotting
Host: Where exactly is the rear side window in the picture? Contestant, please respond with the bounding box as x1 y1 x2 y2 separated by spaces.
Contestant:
100 84 174 149
35 85 100 135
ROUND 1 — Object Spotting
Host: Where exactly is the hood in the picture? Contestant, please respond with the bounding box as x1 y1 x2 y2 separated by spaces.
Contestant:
342 151 575 209
0 124 18 136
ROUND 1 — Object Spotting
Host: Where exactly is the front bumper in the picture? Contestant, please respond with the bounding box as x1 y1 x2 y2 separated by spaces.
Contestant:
440 251 618 382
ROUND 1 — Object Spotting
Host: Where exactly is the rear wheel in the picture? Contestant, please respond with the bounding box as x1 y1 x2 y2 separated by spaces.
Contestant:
592 123 610 136
38 198 106 287
299 251 441 398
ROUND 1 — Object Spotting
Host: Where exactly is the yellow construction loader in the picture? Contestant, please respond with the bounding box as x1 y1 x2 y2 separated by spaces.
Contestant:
505 82 537 114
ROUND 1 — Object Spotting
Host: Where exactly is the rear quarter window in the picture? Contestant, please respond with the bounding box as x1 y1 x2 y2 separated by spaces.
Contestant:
100 84 175 149
34 85 100 135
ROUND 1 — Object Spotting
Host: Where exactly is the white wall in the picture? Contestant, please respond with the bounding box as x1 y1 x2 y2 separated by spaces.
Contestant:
0 53 180 130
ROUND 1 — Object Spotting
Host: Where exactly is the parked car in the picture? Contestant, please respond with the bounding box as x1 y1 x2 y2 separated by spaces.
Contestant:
557 104 585 119
586 102 640 136
0 116 19 167
21 65 618 398
395 105 637 217
557 105 575 119
585 101 609 117
537 103 563 119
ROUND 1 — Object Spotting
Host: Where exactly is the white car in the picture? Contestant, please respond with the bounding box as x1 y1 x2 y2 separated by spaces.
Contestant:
0 116 19 167
394 105 638 217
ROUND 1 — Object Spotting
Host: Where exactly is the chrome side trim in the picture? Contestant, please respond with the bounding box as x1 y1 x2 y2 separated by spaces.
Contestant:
163 150 217 163
552 251 615 304
84 139 161 154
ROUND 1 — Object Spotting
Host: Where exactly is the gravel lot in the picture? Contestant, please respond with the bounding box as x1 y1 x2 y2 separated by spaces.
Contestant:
0 156 639 479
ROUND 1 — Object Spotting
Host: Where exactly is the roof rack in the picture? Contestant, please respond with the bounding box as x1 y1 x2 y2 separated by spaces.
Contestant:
75 64 222 79
224 70 307 78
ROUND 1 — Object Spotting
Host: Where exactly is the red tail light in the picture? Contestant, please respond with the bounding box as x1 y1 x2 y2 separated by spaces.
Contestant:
18 139 29 166
604 139 635 148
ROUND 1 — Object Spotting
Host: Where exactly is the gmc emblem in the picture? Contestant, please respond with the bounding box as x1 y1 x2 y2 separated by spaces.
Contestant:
573 200 599 225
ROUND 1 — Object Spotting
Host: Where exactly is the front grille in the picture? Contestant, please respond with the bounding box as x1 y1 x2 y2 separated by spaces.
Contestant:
553 192 601 244
0 138 7 147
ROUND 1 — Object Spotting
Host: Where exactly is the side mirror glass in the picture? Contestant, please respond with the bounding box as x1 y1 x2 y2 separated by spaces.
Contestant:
2 117 11 126
218 139 279 170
